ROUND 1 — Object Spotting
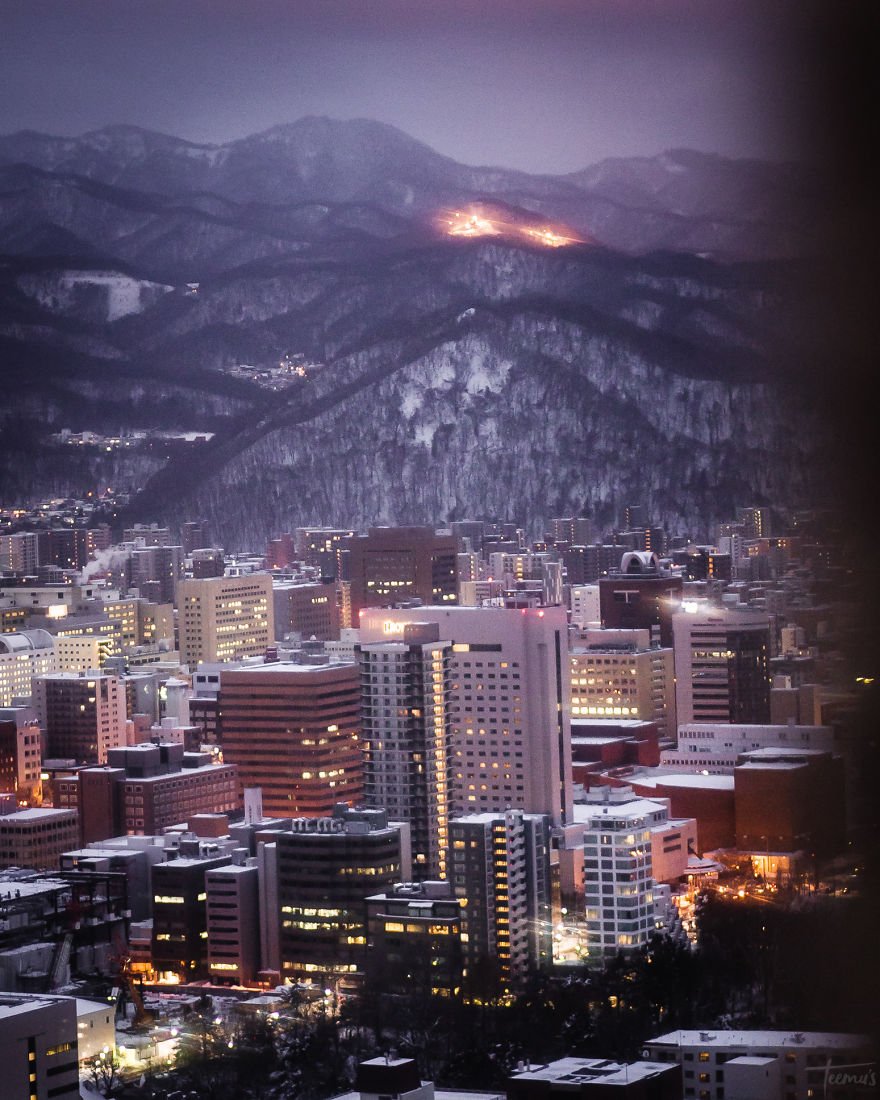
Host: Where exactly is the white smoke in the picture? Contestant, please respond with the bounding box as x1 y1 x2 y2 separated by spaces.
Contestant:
80 544 129 584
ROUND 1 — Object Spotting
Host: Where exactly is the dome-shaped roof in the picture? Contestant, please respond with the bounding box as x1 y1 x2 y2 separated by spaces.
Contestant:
620 551 659 575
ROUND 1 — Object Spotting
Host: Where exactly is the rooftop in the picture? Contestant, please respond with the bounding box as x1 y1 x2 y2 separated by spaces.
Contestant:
646 1030 872 1049
633 772 735 790
509 1056 674 1085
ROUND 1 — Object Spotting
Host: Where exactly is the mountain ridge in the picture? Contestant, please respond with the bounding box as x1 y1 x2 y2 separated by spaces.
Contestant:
0 117 838 545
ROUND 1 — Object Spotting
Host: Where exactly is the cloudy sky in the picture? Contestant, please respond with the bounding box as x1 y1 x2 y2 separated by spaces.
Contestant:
0 0 861 174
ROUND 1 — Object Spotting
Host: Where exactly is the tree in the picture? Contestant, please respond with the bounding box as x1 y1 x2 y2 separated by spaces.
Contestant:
89 1048 123 1097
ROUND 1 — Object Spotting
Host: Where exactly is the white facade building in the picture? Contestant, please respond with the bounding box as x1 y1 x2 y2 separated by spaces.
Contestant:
0 630 56 706
359 605 573 826
574 785 684 959
662 722 837 774
643 1030 874 1100
569 584 601 628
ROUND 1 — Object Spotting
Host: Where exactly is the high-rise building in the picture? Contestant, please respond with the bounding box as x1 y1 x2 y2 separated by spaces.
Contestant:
130 544 184 604
176 573 274 667
672 605 771 725
33 670 127 765
123 523 173 547
449 809 552 976
218 661 363 818
574 785 659 960
273 579 340 641
182 521 210 554
44 528 90 572
737 506 771 539
570 584 601 628
358 623 453 878
275 805 403 984
359 605 573 827
0 532 42 576
548 517 594 547
190 548 225 579
0 630 56 706
295 527 354 578
0 807 79 870
347 526 458 619
266 533 295 570
151 848 233 982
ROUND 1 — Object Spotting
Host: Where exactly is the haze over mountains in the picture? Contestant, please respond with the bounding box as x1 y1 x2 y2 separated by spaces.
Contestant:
0 117 840 547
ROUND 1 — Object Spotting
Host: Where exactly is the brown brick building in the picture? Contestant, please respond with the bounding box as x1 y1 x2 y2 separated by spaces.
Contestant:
347 526 458 620
54 742 238 843
218 661 363 818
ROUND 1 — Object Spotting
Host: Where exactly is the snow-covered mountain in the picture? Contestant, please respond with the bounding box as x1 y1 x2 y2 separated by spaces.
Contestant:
0 119 838 546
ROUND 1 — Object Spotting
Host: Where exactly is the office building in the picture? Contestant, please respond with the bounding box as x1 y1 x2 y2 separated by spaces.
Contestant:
190 548 225 578
219 661 363 818
295 527 354 578
360 605 573 827
0 993 79 1100
177 573 274 667
359 623 453 878
0 706 42 804
54 742 237 843
276 805 403 984
661 722 836 774
0 600 29 633
364 880 465 996
569 628 676 737
274 579 340 641
0 630 56 706
672 605 771 725
151 847 232 981
206 859 261 986
347 526 458 618
449 809 552 976
33 671 127 765
47 614 122 666
734 747 845 861
0 807 79 870
598 553 683 646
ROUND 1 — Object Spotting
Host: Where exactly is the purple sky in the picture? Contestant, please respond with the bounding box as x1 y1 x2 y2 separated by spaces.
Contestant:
0 0 845 173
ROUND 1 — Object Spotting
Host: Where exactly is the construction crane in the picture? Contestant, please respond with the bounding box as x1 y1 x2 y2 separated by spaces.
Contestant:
110 947 153 1028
